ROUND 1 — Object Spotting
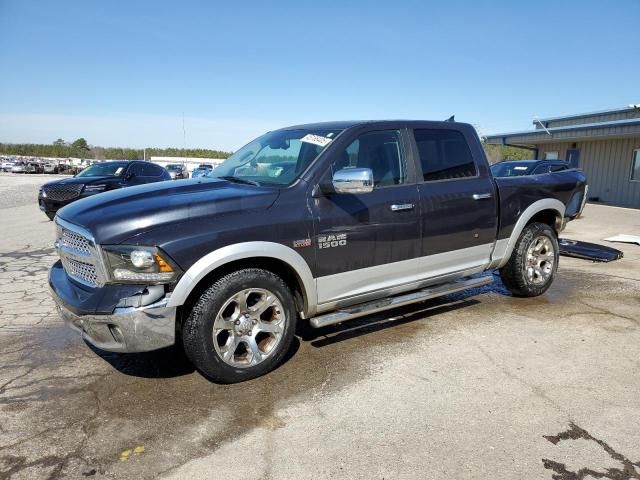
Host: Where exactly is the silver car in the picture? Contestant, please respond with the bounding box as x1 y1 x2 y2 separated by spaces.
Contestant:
1 160 14 172
43 162 59 174
165 163 189 180
11 162 36 173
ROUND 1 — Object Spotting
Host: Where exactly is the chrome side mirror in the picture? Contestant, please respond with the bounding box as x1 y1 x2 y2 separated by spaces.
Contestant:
332 168 374 194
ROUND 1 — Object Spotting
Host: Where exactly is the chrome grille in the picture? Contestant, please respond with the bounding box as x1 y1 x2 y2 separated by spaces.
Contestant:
55 219 104 287
61 257 98 285
44 183 83 201
60 228 91 255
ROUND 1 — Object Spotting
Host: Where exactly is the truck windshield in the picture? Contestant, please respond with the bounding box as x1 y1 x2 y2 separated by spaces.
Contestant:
76 163 127 177
208 128 342 186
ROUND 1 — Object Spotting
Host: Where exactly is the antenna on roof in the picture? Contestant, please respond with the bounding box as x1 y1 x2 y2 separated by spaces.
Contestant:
445 115 455 122
629 104 640 110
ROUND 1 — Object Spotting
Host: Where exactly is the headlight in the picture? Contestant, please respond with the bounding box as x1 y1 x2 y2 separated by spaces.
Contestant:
40 188 47 198
101 245 182 284
84 184 107 193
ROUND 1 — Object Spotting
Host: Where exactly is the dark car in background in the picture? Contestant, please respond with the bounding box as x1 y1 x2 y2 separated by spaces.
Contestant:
39 160 170 220
191 163 214 178
490 159 570 177
166 163 189 180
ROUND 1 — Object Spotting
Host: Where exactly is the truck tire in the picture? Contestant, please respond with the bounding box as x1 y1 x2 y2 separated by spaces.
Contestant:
182 268 297 383
499 222 559 297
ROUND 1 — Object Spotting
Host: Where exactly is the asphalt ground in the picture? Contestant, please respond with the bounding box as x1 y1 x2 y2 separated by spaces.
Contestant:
0 173 639 479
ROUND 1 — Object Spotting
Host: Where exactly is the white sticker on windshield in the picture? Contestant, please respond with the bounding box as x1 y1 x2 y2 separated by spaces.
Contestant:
301 134 332 147
514 166 528 170
115 167 124 175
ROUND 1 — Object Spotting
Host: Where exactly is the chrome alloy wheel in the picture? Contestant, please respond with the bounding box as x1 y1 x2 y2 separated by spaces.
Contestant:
525 235 555 285
212 288 286 368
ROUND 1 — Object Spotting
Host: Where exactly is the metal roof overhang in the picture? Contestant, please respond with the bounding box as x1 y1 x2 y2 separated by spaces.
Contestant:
535 105 639 123
485 118 640 146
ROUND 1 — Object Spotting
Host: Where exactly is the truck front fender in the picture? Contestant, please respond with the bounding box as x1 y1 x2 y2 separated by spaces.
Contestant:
166 241 317 316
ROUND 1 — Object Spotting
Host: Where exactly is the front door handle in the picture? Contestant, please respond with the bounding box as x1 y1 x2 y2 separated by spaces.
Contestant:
390 203 415 212
472 193 492 200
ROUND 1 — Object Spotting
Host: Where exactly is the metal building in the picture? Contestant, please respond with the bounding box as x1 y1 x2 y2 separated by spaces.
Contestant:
485 105 640 208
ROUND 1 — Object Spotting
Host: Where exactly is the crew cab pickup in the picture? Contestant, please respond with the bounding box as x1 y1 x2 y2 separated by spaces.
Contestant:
49 121 587 383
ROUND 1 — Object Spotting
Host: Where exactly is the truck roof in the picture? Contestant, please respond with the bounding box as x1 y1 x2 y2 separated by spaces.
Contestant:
281 120 469 131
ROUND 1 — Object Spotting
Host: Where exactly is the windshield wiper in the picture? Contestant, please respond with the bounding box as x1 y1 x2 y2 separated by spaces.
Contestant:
218 175 261 186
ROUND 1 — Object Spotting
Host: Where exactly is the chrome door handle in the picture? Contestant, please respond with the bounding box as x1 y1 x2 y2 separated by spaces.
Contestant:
472 193 492 200
390 203 415 211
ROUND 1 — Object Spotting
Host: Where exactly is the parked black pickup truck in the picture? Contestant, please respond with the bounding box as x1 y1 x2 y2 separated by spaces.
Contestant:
39 160 171 220
49 121 587 383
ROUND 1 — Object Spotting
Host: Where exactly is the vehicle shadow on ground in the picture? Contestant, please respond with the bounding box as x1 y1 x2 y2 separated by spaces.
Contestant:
300 276 508 347
88 343 195 379
88 337 302 380
299 296 481 347
89 278 504 379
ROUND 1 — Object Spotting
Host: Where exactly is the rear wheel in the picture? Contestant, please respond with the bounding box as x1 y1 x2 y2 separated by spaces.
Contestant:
182 268 297 383
500 222 559 297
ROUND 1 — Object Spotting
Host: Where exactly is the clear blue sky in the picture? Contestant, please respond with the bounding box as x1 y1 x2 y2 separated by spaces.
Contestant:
1 0 638 151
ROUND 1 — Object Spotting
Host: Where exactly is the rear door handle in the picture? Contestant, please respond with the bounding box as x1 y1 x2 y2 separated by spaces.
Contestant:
390 203 415 212
472 193 492 200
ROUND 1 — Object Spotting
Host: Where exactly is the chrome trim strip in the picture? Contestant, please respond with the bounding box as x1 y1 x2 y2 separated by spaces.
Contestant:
166 241 317 316
315 243 493 305
314 265 485 314
310 275 493 328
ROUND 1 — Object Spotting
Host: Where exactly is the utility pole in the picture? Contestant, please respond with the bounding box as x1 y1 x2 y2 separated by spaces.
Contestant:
182 112 186 164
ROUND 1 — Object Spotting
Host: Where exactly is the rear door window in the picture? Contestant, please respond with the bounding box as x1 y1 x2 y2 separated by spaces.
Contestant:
127 163 145 177
413 129 477 181
142 163 164 177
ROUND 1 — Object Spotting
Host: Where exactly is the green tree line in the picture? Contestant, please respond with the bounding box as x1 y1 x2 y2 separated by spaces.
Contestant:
1 137 530 165
482 143 533 164
0 138 232 160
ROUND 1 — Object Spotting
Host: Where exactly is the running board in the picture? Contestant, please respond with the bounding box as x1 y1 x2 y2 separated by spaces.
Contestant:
309 276 493 329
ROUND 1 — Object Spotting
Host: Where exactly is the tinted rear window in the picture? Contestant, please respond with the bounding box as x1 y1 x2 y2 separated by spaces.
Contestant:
142 163 165 176
413 129 477 181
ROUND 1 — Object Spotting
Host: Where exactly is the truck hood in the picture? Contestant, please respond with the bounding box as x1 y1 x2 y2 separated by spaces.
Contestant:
57 178 280 244
43 176 118 187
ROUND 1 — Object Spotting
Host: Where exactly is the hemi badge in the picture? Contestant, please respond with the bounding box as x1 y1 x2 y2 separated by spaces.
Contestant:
293 238 311 248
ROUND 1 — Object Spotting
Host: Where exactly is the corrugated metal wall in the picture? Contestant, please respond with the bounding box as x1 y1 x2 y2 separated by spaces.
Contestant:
535 137 640 208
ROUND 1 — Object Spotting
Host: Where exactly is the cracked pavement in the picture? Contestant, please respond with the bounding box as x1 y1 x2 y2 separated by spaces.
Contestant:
0 175 639 479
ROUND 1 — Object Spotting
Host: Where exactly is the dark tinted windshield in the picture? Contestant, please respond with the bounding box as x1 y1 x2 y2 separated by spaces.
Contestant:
166 164 182 171
491 162 535 177
76 162 127 177
208 128 343 185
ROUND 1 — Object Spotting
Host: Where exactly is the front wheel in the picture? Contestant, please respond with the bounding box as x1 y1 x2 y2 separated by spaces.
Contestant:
499 222 559 297
182 268 297 383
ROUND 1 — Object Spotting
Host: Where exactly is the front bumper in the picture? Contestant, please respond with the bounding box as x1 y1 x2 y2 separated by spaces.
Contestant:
49 264 177 353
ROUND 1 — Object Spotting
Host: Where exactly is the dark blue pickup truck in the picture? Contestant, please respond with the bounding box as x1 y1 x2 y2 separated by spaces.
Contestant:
49 120 587 383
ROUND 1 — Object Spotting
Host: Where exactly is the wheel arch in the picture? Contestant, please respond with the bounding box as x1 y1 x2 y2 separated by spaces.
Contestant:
492 198 565 269
167 242 317 318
